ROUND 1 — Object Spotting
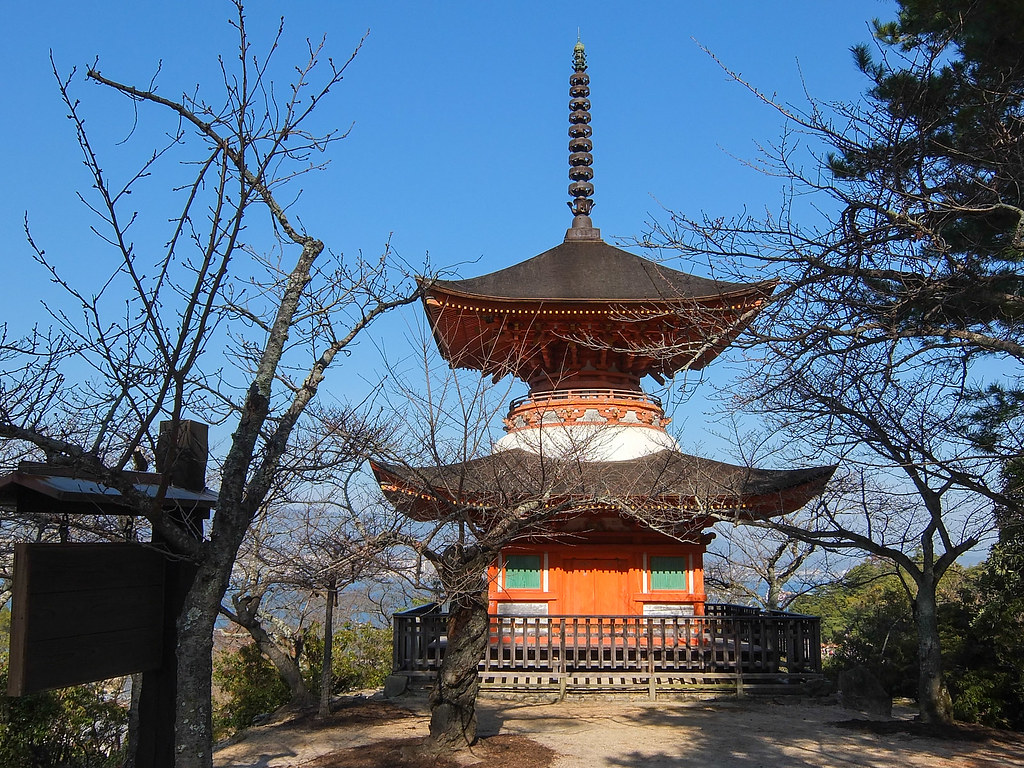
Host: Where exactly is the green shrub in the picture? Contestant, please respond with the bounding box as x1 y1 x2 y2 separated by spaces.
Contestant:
796 552 1024 731
951 669 1020 729
302 621 392 695
331 622 391 692
213 620 391 738
0 664 127 768
945 531 1024 730
212 642 289 739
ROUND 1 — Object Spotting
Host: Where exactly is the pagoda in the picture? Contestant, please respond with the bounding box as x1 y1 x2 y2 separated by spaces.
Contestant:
375 41 834 620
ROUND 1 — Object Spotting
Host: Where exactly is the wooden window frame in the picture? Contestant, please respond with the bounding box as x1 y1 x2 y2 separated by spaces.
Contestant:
497 552 548 592
643 552 691 593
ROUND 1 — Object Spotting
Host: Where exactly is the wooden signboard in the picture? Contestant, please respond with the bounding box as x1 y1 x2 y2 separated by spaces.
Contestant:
496 602 549 616
8 542 166 696
642 603 696 617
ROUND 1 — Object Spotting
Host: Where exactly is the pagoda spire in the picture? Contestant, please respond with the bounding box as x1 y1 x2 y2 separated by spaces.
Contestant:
566 37 601 241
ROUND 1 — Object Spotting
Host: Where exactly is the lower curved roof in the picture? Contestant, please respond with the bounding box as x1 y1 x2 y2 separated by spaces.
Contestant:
371 449 835 523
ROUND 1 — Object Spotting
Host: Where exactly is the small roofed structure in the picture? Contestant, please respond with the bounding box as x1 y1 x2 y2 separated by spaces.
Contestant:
0 462 217 519
1 421 216 763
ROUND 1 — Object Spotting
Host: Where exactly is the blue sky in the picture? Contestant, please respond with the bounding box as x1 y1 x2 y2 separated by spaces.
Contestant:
0 1 895 455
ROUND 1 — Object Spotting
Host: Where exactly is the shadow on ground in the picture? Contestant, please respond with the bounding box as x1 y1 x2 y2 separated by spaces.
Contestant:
477 696 1024 768
216 694 1024 768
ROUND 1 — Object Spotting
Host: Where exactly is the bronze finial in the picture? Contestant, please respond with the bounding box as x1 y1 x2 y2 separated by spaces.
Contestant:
568 38 596 232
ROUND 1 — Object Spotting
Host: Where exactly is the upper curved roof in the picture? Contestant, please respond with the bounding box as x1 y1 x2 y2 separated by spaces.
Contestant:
426 238 773 303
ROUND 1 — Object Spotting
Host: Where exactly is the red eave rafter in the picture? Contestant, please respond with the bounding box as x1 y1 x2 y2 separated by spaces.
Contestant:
421 287 771 379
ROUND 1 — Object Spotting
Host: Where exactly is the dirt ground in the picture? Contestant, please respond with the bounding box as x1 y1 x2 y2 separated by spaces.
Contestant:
214 692 1024 768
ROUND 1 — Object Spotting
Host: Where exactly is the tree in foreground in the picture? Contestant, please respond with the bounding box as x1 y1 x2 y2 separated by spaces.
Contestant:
368 358 565 749
376 451 631 747
742 349 996 724
367 352 656 748
0 5 421 765
645 0 1022 725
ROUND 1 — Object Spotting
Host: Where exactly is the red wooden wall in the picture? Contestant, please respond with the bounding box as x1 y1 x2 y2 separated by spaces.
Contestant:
487 537 706 616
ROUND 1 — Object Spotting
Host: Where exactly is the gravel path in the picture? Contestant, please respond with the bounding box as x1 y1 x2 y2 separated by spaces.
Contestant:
214 693 1024 768
480 697 1024 768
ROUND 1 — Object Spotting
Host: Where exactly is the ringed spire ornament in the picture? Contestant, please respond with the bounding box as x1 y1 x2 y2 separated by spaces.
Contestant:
567 37 597 234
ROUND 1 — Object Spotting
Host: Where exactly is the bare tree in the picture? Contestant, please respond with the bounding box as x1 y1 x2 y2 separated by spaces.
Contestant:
220 412 410 716
649 224 1003 725
706 516 837 612
376 457 600 749
361 339 609 747
0 6 423 766
648 244 999 725
369 353 544 748
747 352 995 723
638 9 1021 726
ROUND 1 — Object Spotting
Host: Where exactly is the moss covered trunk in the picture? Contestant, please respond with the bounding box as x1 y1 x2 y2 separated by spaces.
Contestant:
428 588 489 749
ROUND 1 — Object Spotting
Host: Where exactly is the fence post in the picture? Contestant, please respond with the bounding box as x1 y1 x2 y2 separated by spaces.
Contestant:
735 621 745 697
647 618 656 701
559 617 567 701
810 617 822 673
392 615 401 672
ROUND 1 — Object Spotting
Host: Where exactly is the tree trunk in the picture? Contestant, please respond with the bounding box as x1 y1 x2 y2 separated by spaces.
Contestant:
914 577 954 726
428 588 489 750
318 578 337 718
173 559 223 768
171 494 262 768
765 577 782 611
230 593 313 706
123 673 143 768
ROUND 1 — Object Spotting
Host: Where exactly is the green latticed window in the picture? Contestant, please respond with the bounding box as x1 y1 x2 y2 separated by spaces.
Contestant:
504 554 541 589
650 556 687 591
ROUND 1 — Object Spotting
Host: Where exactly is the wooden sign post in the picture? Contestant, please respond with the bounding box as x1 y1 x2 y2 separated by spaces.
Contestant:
0 420 214 768
7 543 167 695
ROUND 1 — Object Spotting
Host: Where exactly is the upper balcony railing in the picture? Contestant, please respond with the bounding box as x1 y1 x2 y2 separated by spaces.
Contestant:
508 388 663 415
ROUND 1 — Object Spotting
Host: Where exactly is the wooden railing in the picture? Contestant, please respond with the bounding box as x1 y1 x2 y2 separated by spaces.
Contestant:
507 388 663 413
392 605 822 679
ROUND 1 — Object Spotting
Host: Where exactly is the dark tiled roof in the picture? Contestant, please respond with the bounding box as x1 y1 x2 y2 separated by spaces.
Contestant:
426 239 771 302
0 463 217 516
372 449 834 519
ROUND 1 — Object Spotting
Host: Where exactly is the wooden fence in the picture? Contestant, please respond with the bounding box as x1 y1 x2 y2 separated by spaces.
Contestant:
393 605 822 695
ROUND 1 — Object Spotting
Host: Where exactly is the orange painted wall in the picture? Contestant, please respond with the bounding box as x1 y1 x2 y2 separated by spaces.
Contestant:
487 539 707 616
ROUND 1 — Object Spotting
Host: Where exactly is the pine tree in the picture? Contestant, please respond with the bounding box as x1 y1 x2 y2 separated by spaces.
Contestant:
830 0 1024 339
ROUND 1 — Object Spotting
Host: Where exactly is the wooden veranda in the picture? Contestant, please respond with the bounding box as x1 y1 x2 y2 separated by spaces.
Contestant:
392 603 823 698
